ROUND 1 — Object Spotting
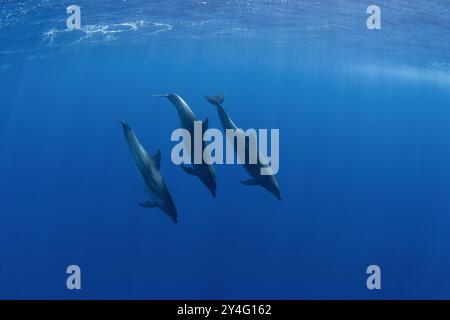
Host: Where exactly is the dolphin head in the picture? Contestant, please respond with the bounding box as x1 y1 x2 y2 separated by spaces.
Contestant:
154 93 183 105
274 190 281 201
113 118 131 131
202 167 217 197
167 93 181 104
163 200 178 224
265 178 281 201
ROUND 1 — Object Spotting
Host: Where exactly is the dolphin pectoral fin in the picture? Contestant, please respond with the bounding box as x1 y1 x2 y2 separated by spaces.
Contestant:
241 179 258 186
139 200 157 208
153 149 161 170
181 164 197 176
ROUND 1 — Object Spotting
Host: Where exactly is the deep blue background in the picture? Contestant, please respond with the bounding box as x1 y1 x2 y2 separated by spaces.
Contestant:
1 1 450 299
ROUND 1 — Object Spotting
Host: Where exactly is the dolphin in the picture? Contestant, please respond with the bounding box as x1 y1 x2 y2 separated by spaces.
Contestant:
114 119 178 223
154 94 217 197
205 95 281 200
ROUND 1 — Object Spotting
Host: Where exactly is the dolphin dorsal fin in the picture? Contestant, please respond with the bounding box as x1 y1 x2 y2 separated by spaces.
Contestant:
153 150 161 170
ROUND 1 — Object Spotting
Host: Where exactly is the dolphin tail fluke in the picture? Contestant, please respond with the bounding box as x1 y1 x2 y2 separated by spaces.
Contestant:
113 118 126 125
205 94 224 107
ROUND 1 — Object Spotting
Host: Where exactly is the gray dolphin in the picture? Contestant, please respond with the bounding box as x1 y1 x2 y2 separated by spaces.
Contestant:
154 94 217 197
205 95 281 200
114 119 178 223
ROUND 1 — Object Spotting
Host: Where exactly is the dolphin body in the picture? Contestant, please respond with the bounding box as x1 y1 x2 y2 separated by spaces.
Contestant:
205 95 281 200
115 119 178 223
155 94 217 197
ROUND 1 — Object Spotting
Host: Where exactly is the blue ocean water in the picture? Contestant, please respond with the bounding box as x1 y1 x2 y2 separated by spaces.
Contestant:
1 0 450 299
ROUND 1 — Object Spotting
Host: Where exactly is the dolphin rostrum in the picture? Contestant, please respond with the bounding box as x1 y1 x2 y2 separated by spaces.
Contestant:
155 94 217 197
205 95 281 200
114 119 178 223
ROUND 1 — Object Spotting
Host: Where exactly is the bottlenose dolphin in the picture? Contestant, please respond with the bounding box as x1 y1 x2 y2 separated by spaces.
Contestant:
205 95 281 200
114 119 178 223
154 94 217 197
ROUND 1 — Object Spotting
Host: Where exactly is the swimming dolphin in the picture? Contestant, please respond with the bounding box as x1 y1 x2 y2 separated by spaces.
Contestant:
154 94 217 197
114 119 178 223
205 95 281 200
